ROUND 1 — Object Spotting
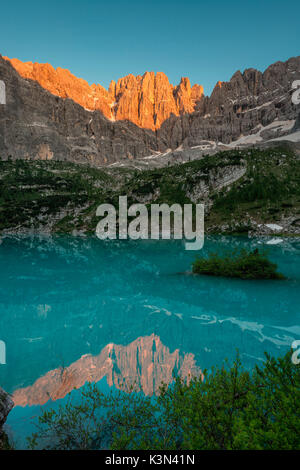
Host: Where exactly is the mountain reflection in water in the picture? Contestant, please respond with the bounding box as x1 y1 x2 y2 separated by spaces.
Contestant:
0 234 299 448
13 334 201 406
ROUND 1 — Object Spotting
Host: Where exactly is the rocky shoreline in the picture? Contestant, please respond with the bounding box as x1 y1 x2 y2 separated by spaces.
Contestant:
0 387 13 450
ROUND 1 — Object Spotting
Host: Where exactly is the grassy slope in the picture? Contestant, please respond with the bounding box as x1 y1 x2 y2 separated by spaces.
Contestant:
0 146 299 234
209 147 300 233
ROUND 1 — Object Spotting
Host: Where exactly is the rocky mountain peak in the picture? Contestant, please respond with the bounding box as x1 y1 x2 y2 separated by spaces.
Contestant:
0 53 299 165
3 56 204 130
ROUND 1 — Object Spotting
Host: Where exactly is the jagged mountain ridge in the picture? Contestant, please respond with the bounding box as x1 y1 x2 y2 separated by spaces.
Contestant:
0 55 164 164
158 56 300 149
4 57 204 131
0 54 299 165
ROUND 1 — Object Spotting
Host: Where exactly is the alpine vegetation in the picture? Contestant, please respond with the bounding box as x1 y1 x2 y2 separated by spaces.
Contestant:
192 249 286 280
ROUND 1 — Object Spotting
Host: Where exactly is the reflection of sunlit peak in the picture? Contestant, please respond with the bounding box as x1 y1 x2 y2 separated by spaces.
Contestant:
13 334 202 407
37 304 51 319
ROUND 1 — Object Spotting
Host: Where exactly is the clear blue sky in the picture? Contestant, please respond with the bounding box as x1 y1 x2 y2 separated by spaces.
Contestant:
1 0 299 95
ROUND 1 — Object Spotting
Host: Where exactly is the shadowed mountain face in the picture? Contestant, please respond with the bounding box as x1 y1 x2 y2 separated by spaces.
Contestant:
0 54 299 165
12 334 201 406
0 55 165 164
157 56 300 150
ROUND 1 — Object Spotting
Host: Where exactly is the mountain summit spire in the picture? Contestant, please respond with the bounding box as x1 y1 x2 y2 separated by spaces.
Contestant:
3 57 204 130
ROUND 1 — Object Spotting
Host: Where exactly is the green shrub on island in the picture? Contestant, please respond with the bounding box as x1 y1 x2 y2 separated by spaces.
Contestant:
192 248 286 280
27 350 300 450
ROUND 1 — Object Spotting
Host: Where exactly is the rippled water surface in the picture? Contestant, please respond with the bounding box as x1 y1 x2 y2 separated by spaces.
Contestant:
0 235 299 447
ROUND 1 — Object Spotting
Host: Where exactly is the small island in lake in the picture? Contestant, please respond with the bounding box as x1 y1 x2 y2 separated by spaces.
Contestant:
192 249 286 280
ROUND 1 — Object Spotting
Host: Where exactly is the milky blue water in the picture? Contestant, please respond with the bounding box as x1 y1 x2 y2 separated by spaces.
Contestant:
0 235 299 448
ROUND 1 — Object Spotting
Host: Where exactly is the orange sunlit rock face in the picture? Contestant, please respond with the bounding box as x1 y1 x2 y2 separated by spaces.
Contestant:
12 334 202 406
4 57 204 130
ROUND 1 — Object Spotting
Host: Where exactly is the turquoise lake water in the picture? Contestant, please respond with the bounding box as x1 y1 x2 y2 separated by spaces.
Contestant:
0 235 299 448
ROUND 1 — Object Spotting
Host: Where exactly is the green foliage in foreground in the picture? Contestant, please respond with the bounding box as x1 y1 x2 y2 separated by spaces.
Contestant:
0 431 12 450
192 248 286 280
28 350 300 450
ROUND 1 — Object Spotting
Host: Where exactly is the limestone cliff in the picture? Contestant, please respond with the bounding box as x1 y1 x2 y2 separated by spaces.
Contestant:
157 56 300 148
0 55 165 164
4 57 204 131
0 54 299 165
